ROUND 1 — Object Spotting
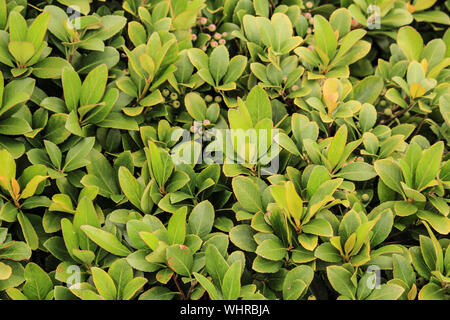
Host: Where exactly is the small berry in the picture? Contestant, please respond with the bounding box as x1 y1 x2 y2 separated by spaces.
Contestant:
162 89 170 97
170 92 178 100
384 108 393 116
308 45 314 50
205 95 213 103
351 19 359 28
208 24 216 32
309 18 314 24
214 96 222 103
380 100 387 107
361 194 370 202
173 100 181 108
282 76 288 83
292 85 299 91
222 32 228 37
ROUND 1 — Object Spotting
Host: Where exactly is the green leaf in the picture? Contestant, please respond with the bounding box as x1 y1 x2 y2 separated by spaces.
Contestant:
184 92 207 121
0 149 15 190
302 219 334 237
63 137 95 172
397 27 423 62
187 200 214 239
8 41 35 65
26 11 50 50
73 197 100 250
32 57 72 79
91 267 117 300
17 212 39 251
315 242 342 262
0 117 32 135
167 207 187 245
246 85 272 125
118 166 143 211
80 64 108 106
314 15 337 59
232 176 263 213
366 284 404 300
209 45 229 85
165 244 193 277
374 159 404 196
328 125 347 170
337 162 377 181
415 142 443 191
392 254 415 287
193 272 220 300
221 261 241 300
229 224 257 252
326 265 356 299
23 263 53 300
255 238 287 261
80 225 131 256
418 282 446 300
283 265 314 300
62 67 81 112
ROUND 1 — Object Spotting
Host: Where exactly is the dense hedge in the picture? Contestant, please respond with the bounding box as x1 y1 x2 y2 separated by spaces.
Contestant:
0 0 449 301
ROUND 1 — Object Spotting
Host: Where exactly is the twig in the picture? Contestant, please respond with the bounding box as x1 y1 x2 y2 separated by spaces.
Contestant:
173 274 187 300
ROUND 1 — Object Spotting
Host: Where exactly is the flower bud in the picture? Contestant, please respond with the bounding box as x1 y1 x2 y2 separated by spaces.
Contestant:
305 12 312 19
210 40 218 48
203 120 211 126
191 33 197 41
199 17 207 25
214 32 221 40
306 1 313 8
219 39 226 45
201 45 207 51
